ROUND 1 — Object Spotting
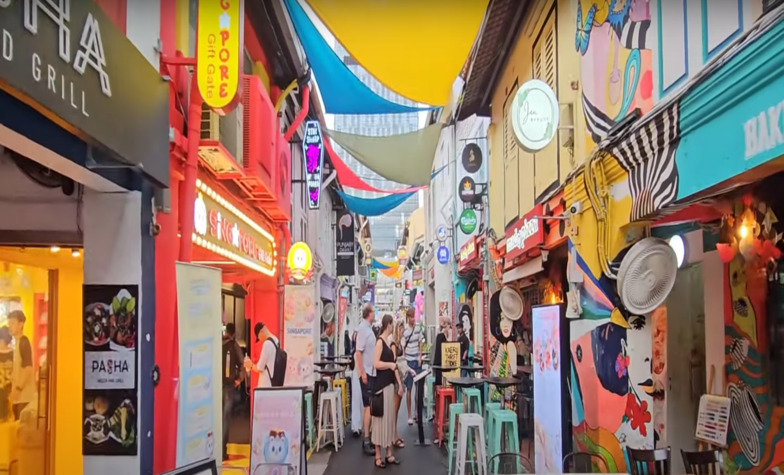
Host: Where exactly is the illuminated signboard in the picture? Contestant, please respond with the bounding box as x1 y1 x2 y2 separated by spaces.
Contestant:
302 120 324 209
287 242 313 281
193 179 276 276
197 0 244 112
459 238 477 266
505 203 544 262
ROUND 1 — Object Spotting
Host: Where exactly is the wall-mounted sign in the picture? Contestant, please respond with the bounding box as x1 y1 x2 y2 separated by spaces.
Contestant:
505 203 545 262
336 210 355 276
459 238 478 266
197 0 244 112
193 179 276 276
459 176 477 203
437 245 450 265
510 79 559 153
436 225 448 242
287 242 313 281
302 120 325 209
459 209 478 234
369 268 378 283
461 143 483 174
0 0 170 185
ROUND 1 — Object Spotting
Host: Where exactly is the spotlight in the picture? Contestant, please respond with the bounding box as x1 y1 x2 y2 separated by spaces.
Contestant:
50 246 61 253
71 249 80 258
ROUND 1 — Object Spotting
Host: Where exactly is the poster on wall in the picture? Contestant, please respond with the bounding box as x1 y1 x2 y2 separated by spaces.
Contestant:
532 304 563 473
82 285 139 456
441 342 461 382
336 210 356 276
283 285 316 387
175 263 223 466
438 301 449 317
250 388 307 475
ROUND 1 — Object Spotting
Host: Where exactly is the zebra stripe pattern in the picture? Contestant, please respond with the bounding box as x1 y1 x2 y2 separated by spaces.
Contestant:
582 94 615 144
621 20 651 50
729 338 750 370
611 103 681 221
727 382 764 466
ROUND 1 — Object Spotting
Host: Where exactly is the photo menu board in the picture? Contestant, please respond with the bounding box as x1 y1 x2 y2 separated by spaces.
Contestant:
82 285 139 456
250 388 307 475
441 342 461 382
532 304 563 473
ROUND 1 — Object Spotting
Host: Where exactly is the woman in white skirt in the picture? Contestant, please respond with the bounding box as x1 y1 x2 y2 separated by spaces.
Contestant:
372 314 403 468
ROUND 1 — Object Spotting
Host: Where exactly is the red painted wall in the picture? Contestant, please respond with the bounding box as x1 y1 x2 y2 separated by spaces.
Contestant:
95 0 127 33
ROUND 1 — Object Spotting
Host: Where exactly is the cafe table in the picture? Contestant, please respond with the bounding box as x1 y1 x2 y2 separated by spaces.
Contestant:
315 366 345 390
484 376 522 409
446 377 485 410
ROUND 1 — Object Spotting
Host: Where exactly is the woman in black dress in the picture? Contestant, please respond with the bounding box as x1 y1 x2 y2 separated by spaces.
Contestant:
372 314 403 468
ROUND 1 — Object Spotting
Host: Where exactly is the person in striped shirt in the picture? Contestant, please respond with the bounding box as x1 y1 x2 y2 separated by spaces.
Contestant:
401 308 423 425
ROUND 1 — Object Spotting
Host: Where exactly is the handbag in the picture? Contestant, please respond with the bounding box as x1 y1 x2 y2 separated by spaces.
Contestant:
370 388 384 417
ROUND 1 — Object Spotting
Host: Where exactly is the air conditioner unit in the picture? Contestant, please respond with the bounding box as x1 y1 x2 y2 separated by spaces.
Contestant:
237 75 276 200
198 102 244 176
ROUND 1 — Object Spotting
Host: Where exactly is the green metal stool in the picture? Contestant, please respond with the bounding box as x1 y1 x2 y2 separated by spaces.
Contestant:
425 375 436 420
488 409 520 473
484 403 501 443
463 388 482 414
304 392 315 449
446 403 465 475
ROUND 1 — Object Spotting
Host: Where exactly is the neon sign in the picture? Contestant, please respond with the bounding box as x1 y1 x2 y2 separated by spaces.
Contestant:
302 120 324 209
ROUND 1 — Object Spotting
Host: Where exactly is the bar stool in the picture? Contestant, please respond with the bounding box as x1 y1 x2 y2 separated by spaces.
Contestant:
316 391 341 452
425 376 436 420
304 391 315 449
433 387 455 445
333 387 346 444
446 403 465 475
488 410 520 472
463 388 482 414
332 378 349 422
484 403 501 445
455 413 487 475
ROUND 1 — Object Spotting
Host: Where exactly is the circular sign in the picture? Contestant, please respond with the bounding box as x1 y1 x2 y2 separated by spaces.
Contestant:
459 176 477 203
436 226 447 242
287 241 313 281
509 79 559 153
459 209 478 234
461 143 483 174
436 245 450 264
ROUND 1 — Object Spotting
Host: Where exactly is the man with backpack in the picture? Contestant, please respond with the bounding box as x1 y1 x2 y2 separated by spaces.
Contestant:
246 321 286 388
222 323 246 461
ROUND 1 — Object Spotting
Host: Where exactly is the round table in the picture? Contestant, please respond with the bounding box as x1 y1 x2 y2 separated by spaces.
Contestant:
446 377 485 409
461 365 484 374
485 376 521 409
315 366 345 390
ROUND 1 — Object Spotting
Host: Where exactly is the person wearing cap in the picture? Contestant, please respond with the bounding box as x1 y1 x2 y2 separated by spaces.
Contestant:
245 322 279 389
7 310 33 420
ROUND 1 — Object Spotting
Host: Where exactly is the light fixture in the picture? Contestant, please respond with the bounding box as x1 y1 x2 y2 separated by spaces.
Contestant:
668 235 686 268
71 249 80 258
50 246 61 253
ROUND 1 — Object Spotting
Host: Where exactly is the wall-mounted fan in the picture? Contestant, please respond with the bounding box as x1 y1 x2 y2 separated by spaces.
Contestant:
616 237 678 315
322 302 336 323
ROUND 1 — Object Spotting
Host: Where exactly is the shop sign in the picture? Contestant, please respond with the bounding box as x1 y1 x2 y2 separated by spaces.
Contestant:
505 204 545 261
0 0 170 185
459 208 477 234
287 242 313 281
436 225 448 242
193 180 275 275
509 79 559 153
461 143 483 174
437 245 450 264
302 120 325 209
459 176 477 203
744 98 784 162
459 238 478 266
197 0 244 112
412 268 423 281
336 210 355 276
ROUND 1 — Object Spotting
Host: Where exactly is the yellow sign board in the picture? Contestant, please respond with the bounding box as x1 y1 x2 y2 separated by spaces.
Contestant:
287 242 313 281
197 0 244 112
441 342 461 383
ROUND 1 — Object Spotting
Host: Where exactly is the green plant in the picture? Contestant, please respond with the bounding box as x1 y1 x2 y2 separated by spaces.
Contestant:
723 451 740 475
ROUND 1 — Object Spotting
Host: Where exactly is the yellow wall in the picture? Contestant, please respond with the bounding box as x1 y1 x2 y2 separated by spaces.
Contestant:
487 0 588 233
406 207 425 258
0 248 83 475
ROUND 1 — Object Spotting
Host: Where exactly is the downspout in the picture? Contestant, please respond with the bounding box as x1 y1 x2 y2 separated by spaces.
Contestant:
179 73 204 261
283 85 311 143
277 223 291 346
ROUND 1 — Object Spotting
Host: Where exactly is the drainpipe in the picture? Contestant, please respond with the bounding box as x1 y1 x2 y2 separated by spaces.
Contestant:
277 223 291 346
283 85 311 143
179 73 204 261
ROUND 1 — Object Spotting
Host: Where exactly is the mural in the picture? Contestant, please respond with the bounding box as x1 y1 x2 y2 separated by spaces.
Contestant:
568 242 655 472
724 256 784 473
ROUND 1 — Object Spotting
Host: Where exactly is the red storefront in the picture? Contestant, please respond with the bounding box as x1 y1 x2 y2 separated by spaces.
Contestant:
153 7 305 473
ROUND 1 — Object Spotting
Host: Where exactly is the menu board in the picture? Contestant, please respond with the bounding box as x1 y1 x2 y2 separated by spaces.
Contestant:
283 285 317 387
175 263 223 466
250 388 307 475
441 342 461 382
82 285 139 456
532 304 563 473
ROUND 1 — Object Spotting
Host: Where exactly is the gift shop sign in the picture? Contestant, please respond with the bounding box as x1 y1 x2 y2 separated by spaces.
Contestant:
0 0 170 186
505 204 544 261
197 0 244 112
302 120 325 209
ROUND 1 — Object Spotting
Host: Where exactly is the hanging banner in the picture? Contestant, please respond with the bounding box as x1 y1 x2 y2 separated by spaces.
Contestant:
532 304 564 472
336 210 356 276
302 120 325 209
174 263 223 465
250 388 306 475
196 0 244 112
283 285 317 387
82 285 139 456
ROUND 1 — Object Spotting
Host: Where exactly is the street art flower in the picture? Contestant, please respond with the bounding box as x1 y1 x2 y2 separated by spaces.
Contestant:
615 353 630 378
625 393 651 437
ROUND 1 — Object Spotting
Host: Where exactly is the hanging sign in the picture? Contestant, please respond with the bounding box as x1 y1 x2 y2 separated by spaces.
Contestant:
197 0 244 112
250 388 307 475
459 176 477 203
505 204 545 261
461 143 483 174
437 245 450 265
436 225 448 242
459 209 478 234
510 79 559 153
459 238 478 266
336 210 355 276
302 120 325 209
287 242 313 281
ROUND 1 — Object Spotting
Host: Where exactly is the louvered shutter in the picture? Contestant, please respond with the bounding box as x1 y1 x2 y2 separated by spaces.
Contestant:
531 14 558 198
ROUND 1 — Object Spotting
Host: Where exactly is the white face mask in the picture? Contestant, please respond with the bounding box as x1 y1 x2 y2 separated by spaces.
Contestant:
500 317 513 338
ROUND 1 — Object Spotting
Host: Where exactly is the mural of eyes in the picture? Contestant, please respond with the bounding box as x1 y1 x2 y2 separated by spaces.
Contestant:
576 344 583 362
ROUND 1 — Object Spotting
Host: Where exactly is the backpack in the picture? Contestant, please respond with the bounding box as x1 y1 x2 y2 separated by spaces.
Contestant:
222 339 242 386
265 338 287 387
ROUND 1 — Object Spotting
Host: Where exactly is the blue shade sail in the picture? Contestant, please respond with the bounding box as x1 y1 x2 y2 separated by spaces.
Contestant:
336 190 416 217
283 0 433 115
